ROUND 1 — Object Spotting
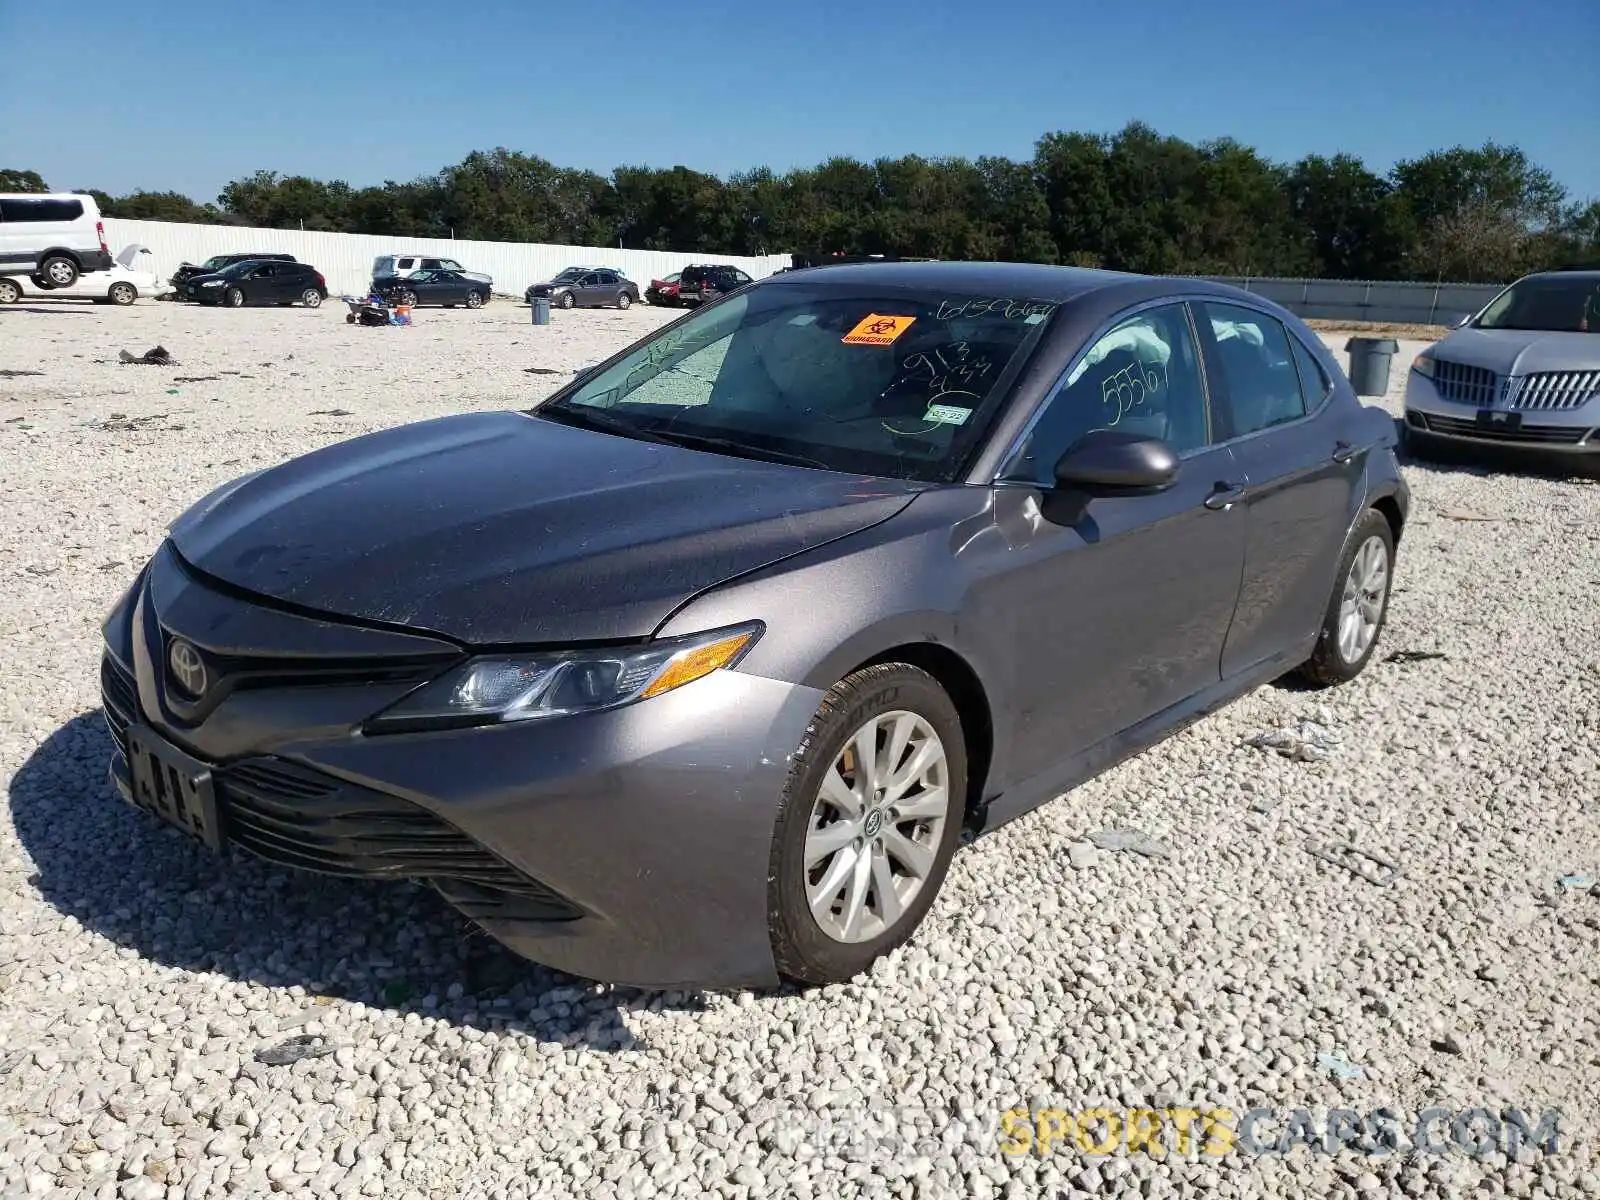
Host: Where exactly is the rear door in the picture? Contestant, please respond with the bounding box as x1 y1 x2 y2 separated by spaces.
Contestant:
1196 300 1365 678
595 270 622 304
433 271 469 303
575 272 604 306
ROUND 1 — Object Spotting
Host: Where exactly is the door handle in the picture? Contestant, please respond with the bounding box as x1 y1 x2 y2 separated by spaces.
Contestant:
1332 441 1360 464
1204 484 1247 510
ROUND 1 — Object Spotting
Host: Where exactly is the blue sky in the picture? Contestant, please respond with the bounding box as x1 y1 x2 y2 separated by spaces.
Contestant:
3 0 1596 204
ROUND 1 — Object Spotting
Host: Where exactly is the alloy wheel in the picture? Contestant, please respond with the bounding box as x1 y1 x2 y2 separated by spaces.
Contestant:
1337 535 1389 662
804 710 949 944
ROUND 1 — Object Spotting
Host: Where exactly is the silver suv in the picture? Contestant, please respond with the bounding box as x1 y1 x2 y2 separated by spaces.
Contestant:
373 254 492 287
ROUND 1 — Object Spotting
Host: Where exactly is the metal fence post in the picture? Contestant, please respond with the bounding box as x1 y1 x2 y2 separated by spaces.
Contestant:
1427 286 1439 326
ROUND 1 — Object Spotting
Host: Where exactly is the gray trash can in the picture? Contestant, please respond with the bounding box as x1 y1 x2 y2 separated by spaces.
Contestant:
531 296 551 326
1345 337 1398 397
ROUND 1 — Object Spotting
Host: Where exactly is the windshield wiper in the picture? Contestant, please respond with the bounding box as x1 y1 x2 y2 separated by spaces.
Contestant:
645 429 832 470
533 404 677 446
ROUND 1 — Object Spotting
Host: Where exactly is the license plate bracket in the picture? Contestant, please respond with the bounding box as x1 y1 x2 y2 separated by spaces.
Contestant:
125 726 225 852
1476 409 1521 430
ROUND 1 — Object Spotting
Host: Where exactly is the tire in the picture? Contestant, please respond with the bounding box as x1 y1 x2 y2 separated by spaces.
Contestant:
346 313 356 324
0 279 22 304
1295 508 1396 687
226 288 246 308
31 274 57 291
768 663 966 986
38 256 79 288
465 291 484 309
300 288 322 308
559 291 575 310
108 282 137 306
399 290 418 307
616 292 631 310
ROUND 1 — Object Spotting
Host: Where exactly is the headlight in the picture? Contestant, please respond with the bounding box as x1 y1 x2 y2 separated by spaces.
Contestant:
1411 354 1436 378
200 280 224 287
365 622 762 733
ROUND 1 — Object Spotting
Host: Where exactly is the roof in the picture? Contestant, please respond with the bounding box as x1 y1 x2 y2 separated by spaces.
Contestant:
763 259 1142 301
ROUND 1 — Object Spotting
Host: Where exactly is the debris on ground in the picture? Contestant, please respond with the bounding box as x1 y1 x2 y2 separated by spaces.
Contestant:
1066 842 1100 870
1316 1052 1365 1080
1558 873 1595 892
118 346 176 366
1438 510 1499 523
1431 1031 1466 1056
308 408 355 416
1245 720 1342 762
93 413 183 432
1086 829 1174 859
1249 794 1285 814
1306 840 1402 887
523 367 564 375
1384 649 1449 664
171 375 221 383
0 369 44 378
254 1035 335 1066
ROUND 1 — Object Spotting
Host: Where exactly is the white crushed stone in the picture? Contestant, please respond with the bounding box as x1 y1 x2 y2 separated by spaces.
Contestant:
1 299 1598 1198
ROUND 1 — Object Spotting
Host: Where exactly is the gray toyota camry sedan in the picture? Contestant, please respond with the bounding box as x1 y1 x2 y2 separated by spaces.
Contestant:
101 261 1409 990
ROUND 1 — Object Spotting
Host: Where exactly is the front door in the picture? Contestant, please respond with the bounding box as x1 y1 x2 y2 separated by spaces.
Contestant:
979 300 1248 784
1196 301 1364 678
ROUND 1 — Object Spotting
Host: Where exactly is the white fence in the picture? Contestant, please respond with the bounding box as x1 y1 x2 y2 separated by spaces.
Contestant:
100 218 792 298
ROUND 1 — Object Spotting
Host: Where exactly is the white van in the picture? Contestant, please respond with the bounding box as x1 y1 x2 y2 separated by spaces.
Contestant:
0 192 114 288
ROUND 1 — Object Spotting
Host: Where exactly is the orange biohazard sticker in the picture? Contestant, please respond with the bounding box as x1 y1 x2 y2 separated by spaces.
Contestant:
842 314 916 346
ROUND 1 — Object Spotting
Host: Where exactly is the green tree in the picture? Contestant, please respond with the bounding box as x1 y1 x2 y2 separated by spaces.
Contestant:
0 168 49 192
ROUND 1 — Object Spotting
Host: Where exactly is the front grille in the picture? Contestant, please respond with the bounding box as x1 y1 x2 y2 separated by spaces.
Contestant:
101 655 137 757
216 758 581 916
1510 370 1600 411
1417 414 1589 444
1431 360 1498 406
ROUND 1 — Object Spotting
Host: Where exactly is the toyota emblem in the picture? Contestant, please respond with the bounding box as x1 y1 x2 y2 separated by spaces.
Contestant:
168 639 207 698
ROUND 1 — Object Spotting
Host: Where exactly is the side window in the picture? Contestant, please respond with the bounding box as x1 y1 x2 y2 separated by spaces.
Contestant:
0 197 84 221
598 271 618 285
440 259 463 272
398 258 415 271
1019 302 1211 474
1202 302 1307 437
421 259 442 270
1288 335 1331 411
580 273 600 286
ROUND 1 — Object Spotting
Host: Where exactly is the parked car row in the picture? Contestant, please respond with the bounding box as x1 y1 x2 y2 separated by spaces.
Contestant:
525 266 639 309
178 258 330 307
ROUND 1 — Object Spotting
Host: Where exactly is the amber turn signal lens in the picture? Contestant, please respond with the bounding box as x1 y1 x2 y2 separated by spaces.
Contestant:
640 633 755 698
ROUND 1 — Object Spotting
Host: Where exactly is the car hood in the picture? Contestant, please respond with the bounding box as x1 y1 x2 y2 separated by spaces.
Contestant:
167 410 922 645
183 271 233 286
1431 328 1600 374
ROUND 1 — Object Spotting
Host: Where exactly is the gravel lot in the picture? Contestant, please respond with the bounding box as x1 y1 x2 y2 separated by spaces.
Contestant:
2 296 1598 1200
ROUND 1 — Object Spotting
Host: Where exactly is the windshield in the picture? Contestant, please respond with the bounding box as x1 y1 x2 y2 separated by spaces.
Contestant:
1474 276 1600 333
551 268 586 283
201 256 231 270
538 282 1059 482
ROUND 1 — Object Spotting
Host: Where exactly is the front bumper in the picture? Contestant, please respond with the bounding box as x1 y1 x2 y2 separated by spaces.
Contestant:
100 545 822 989
1402 371 1600 454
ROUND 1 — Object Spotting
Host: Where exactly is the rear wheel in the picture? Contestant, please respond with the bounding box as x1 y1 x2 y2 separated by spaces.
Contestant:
399 289 418 307
559 291 575 310
768 663 966 986
465 291 484 309
226 288 246 308
0 279 21 304
300 288 322 308
38 256 79 288
1295 508 1396 686
108 282 137 306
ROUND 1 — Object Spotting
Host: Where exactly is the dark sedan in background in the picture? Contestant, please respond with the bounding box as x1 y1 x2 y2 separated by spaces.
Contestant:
101 261 1406 990
372 269 491 309
526 268 640 309
170 251 297 293
182 259 328 307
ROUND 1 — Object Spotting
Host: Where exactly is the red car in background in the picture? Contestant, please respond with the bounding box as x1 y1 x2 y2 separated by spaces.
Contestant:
645 272 682 306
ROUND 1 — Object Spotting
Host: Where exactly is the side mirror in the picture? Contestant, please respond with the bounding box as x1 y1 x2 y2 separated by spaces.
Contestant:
1052 429 1179 495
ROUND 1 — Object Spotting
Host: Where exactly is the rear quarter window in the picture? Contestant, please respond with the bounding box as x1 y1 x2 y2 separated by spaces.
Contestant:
0 197 85 222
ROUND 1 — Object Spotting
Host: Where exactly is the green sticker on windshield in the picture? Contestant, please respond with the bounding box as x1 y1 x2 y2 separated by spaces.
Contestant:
923 403 972 426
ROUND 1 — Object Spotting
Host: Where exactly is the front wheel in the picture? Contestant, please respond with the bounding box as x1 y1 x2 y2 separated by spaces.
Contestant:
559 291 575 310
616 292 631 310
1295 508 1396 686
226 288 246 308
300 288 323 308
398 290 418 307
768 663 966 986
108 282 137 306
465 291 484 309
